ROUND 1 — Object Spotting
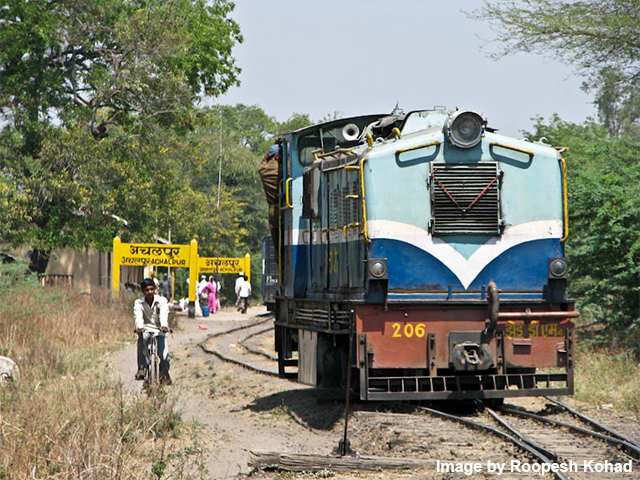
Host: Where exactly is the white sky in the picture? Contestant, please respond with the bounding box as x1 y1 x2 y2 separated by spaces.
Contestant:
218 1 595 137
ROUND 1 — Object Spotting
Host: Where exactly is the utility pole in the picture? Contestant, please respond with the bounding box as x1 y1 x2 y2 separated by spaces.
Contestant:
217 106 223 208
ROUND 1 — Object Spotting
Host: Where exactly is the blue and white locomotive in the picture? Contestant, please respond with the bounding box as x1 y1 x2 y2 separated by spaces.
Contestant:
267 107 577 401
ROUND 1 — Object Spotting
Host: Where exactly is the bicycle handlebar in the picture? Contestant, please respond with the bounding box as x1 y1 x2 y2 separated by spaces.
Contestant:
134 327 173 334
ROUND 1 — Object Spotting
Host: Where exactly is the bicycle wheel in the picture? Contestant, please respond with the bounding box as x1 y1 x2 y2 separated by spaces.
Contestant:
151 336 160 388
144 340 152 387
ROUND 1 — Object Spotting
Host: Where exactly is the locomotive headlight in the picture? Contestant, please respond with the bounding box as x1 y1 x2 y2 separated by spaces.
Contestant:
548 257 568 279
367 258 388 280
446 110 486 149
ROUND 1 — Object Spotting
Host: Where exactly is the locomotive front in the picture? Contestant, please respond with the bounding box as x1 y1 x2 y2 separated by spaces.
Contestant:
273 108 577 402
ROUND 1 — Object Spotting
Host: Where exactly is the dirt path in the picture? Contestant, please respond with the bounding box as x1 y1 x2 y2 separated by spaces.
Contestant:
110 306 338 479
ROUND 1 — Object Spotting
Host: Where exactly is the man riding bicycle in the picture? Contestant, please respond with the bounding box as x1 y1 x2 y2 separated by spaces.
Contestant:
134 278 172 385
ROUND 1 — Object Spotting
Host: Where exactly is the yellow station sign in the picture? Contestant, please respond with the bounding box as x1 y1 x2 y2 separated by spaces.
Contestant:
198 253 251 281
112 237 199 308
116 243 191 267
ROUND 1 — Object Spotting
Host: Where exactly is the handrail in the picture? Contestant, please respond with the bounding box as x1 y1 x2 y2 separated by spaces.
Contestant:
284 178 293 209
396 141 440 155
490 142 534 159
359 157 370 243
342 222 361 235
365 132 373 147
498 311 579 319
559 157 569 242
314 148 354 160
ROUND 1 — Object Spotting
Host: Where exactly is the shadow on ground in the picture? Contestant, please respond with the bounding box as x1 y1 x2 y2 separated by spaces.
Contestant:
244 388 346 430
244 386 486 431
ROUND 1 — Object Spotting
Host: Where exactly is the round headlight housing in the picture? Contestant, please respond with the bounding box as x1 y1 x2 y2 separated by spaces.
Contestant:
549 258 568 279
369 260 386 278
446 110 486 149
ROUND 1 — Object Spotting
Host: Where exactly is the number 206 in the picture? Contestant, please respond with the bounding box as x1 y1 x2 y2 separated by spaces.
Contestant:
391 323 426 338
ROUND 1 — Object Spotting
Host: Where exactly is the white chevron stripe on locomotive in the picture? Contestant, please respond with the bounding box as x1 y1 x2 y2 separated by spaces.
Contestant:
367 219 563 289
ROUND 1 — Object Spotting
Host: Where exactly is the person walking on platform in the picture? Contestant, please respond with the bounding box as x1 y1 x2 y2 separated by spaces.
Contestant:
159 274 172 300
203 276 217 314
234 272 244 308
213 277 222 310
236 275 251 314
197 275 208 314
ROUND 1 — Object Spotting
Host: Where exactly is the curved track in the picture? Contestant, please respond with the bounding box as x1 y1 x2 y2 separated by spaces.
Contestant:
238 326 277 360
198 315 278 377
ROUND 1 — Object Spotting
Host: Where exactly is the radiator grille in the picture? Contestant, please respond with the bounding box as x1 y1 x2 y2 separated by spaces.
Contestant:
430 163 501 235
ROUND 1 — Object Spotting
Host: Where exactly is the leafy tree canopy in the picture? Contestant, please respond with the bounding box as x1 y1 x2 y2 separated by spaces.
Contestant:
470 0 640 82
0 0 242 145
186 106 312 255
0 0 243 271
470 0 640 138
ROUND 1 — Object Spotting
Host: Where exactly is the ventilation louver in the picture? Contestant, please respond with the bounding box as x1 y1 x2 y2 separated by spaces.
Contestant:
430 163 502 235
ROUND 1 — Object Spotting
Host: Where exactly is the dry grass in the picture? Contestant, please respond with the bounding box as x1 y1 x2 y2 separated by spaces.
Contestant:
0 275 204 479
574 345 640 413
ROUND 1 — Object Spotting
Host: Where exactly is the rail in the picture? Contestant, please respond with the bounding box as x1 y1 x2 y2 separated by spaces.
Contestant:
197 317 282 378
544 396 640 449
419 406 568 480
486 408 557 461
500 405 640 460
238 326 277 361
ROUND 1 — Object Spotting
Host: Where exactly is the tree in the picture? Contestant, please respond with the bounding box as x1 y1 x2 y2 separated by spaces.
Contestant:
0 0 242 143
526 116 640 353
186 106 312 257
469 0 640 138
0 0 243 272
583 67 640 140
174 105 313 299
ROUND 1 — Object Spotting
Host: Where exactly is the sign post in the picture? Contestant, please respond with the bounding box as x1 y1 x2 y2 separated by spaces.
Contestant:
111 237 199 317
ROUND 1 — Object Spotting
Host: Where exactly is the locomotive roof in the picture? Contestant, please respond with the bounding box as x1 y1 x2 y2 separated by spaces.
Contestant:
281 113 389 137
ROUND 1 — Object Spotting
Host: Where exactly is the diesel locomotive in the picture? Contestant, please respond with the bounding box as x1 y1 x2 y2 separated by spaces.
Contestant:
265 107 578 401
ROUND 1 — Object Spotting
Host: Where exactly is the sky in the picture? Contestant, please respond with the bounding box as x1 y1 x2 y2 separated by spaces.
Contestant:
217 0 595 138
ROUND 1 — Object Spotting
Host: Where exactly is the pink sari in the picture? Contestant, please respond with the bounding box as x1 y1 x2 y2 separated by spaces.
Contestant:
205 281 217 313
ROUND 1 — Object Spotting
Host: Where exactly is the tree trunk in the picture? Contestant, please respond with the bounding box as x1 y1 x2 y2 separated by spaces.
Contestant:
28 248 50 274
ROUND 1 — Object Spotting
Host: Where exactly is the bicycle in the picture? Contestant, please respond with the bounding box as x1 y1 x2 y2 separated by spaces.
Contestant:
141 328 171 391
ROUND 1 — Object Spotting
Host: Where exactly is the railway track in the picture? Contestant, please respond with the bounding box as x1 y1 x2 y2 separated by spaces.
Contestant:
197 314 281 377
237 326 277 361
419 402 638 479
199 314 640 479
